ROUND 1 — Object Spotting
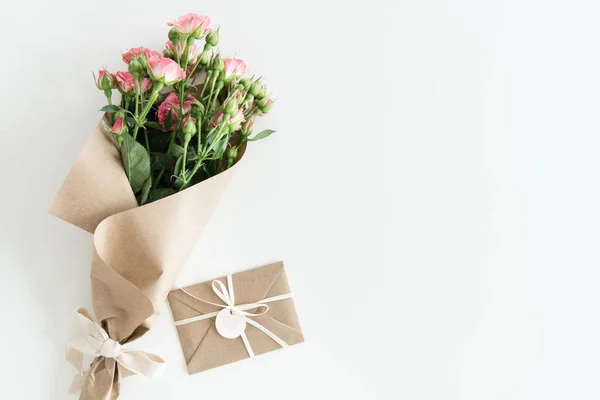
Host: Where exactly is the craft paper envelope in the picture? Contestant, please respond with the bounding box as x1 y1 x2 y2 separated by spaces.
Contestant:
168 261 304 373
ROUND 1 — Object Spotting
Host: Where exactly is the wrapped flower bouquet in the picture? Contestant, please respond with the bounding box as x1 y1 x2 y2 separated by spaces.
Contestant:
51 12 277 399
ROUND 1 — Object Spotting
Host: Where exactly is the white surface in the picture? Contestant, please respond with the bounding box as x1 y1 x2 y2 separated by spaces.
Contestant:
0 0 599 399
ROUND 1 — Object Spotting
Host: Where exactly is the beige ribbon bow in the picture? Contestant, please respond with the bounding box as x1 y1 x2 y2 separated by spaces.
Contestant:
66 308 166 395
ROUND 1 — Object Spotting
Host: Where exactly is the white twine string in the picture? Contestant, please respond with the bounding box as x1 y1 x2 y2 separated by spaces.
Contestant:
174 275 293 357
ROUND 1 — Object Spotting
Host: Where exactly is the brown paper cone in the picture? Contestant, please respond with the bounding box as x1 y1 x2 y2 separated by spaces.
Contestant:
51 119 244 399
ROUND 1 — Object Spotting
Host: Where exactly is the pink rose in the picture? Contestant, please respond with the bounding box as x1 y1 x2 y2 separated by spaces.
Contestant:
111 117 125 135
168 13 211 36
114 71 135 93
115 72 152 95
157 92 194 130
122 46 162 64
147 55 186 85
223 58 247 82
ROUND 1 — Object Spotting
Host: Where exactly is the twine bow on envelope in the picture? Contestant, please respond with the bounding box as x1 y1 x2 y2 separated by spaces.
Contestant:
175 274 293 357
66 308 166 396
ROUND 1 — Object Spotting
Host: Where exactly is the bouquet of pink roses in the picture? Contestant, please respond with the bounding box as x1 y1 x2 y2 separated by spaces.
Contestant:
95 13 275 204
50 13 277 399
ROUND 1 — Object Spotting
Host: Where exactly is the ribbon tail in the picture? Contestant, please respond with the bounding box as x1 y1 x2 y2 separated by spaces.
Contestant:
68 371 88 395
66 347 84 371
118 364 137 379
66 347 88 395
117 349 166 378
240 332 255 357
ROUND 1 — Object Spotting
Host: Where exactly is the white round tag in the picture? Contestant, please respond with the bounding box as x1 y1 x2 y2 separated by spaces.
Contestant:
215 308 247 339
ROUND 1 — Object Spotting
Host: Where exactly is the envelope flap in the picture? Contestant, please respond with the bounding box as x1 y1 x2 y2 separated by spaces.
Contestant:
186 324 248 374
230 261 287 305
168 283 223 321
175 319 212 364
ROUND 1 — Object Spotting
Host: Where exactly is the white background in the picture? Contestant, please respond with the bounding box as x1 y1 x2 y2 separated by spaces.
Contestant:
1 0 599 399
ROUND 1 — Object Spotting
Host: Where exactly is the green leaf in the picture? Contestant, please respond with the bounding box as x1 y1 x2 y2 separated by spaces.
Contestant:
248 129 276 141
150 188 176 202
170 143 185 158
146 121 162 130
99 105 122 113
164 109 173 130
150 153 169 170
174 155 183 176
186 151 198 162
140 178 152 205
213 136 229 158
172 176 185 191
120 133 151 193
125 116 136 128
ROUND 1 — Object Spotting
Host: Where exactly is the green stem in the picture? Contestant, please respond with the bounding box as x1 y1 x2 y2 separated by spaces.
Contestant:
207 74 219 112
136 80 142 118
200 70 212 98
181 151 187 176
144 129 150 153
197 117 202 155
124 96 131 112
133 89 160 140
154 168 165 187
178 156 205 192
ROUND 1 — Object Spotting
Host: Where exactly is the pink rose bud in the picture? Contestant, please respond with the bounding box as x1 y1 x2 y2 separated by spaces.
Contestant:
249 79 262 97
211 110 224 127
198 51 210 66
128 58 145 80
258 97 274 115
226 146 238 168
228 109 246 131
168 13 211 37
168 27 182 45
182 117 197 141
223 96 239 114
95 70 115 90
241 119 254 135
122 47 161 64
256 84 268 100
111 117 126 135
206 27 220 47
222 58 247 82
147 55 186 85
211 54 224 72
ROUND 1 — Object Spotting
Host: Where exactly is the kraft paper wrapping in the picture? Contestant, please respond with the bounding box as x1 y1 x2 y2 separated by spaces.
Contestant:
51 117 243 399
168 261 304 374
